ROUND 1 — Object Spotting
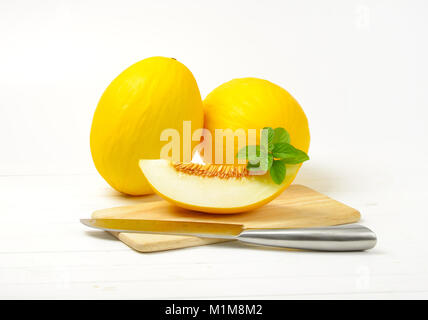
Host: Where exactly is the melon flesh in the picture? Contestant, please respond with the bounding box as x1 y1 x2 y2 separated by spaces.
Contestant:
139 159 300 214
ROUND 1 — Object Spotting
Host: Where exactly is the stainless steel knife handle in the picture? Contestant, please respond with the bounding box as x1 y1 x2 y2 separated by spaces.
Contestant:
237 224 377 251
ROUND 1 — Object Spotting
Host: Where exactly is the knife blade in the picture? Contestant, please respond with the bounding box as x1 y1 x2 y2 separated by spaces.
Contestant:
80 218 377 251
81 218 243 239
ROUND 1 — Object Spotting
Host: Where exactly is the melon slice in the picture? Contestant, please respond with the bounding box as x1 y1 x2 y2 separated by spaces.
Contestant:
139 159 301 214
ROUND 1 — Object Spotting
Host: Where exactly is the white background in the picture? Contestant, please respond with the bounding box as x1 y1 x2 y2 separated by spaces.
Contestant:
1 0 428 299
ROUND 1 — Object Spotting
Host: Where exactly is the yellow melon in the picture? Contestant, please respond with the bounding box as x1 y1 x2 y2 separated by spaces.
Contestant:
90 57 204 195
202 77 310 165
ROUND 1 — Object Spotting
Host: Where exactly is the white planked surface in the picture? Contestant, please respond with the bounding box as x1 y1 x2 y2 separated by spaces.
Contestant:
1 0 428 299
1 157 428 299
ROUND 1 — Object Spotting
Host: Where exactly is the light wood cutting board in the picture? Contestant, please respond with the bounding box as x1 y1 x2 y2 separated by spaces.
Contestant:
92 185 360 252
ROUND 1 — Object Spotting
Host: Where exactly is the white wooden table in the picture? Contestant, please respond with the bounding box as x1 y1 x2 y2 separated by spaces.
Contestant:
1 0 427 299
2 149 428 299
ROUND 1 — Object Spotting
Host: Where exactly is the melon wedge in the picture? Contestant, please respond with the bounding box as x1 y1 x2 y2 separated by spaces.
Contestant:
139 159 301 214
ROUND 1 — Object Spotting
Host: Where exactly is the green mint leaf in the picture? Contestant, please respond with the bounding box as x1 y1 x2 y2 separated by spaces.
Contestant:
236 146 249 159
270 159 286 184
273 127 290 144
261 127 274 152
247 162 262 175
247 161 259 168
262 127 274 144
236 145 261 160
267 153 273 170
247 161 268 175
259 153 269 172
247 162 259 174
272 143 309 164
247 151 270 174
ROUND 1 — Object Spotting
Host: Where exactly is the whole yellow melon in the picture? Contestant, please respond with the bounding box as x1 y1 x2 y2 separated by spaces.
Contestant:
90 57 204 195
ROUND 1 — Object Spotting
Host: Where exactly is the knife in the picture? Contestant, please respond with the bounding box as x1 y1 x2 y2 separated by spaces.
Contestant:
80 218 377 251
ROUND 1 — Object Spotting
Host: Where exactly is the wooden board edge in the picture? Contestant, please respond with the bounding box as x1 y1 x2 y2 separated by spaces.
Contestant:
109 231 230 253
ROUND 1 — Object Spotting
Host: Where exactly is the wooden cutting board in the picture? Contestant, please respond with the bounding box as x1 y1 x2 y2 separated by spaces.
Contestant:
92 185 360 252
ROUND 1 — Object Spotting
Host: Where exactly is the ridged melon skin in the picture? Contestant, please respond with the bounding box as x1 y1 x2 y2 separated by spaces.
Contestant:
139 159 301 214
90 57 204 195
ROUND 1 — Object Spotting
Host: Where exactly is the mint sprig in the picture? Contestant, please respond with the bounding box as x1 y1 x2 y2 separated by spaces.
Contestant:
236 127 309 184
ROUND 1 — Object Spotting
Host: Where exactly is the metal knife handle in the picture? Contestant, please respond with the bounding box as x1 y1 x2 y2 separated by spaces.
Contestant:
236 224 377 251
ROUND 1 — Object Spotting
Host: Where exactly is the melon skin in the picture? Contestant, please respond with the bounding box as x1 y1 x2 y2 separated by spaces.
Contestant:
202 77 310 165
139 159 300 214
90 57 204 195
